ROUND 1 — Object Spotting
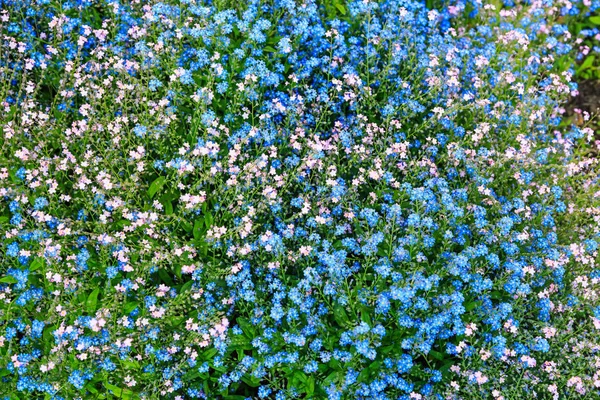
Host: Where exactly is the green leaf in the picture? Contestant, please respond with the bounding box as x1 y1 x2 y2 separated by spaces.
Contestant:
334 3 347 15
290 371 308 389
147 176 166 198
86 288 100 313
199 241 208 257
160 194 173 215
465 301 479 312
85 383 99 394
322 370 341 387
193 218 204 240
305 376 315 396
578 55 595 73
29 258 43 271
158 269 174 285
360 305 372 327
204 212 214 228
440 360 455 377
230 334 252 350
430 350 445 361
201 348 218 361
263 46 277 52
236 317 256 338
114 219 131 229
42 325 55 351
183 370 203 382
490 291 503 300
180 281 193 293
0 276 18 284
181 220 193 233
590 15 600 25
104 383 135 399
124 301 139 314
381 345 396 354
241 375 261 387
333 304 351 328
357 361 381 383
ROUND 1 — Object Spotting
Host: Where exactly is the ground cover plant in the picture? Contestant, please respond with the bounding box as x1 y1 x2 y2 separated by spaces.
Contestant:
1 0 600 399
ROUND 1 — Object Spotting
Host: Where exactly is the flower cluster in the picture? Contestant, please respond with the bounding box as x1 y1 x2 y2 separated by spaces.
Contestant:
0 0 599 399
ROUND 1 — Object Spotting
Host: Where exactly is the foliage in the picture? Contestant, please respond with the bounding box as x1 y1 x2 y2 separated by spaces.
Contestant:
0 0 599 399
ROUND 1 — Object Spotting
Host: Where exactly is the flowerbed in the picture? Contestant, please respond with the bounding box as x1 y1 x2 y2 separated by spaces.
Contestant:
1 0 600 399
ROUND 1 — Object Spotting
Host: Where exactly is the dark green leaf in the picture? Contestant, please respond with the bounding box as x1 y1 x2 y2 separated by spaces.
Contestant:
333 304 351 328
158 269 174 285
465 301 478 312
360 305 372 327
236 317 256 338
430 350 445 361
241 375 261 387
